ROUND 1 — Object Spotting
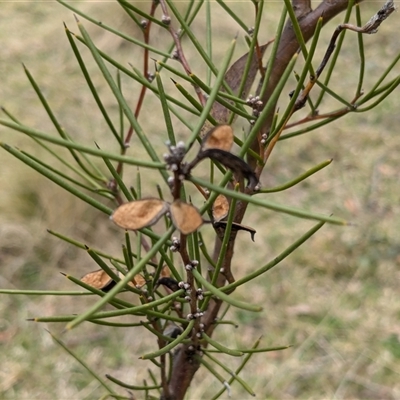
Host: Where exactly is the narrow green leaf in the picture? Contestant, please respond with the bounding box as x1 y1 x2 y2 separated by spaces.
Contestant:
58 0 170 56
314 0 355 109
76 19 170 183
259 6 287 98
358 52 400 104
64 24 124 148
258 159 332 193
65 227 174 330
356 76 400 112
211 336 261 400
241 53 298 157
221 220 326 292
106 374 162 390
192 268 262 312
47 229 127 264
201 332 243 357
212 189 238 285
155 69 176 146
283 0 311 71
190 175 347 225
100 151 134 201
0 289 93 296
0 143 113 215
0 119 165 169
204 351 255 396
20 149 112 198
140 320 195 360
215 0 249 32
49 331 117 395
187 37 237 148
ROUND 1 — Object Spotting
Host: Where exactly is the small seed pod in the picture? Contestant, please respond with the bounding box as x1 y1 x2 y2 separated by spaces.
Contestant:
201 125 234 152
212 194 229 222
81 269 116 292
111 198 169 231
169 200 203 235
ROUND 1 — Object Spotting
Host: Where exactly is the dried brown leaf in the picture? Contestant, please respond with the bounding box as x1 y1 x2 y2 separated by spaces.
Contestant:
111 198 169 231
169 200 203 235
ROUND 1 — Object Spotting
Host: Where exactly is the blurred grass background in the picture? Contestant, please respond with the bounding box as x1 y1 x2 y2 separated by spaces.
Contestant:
0 2 399 399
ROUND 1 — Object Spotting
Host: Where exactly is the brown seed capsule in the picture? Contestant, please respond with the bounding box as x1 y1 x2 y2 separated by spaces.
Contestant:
118 271 146 288
81 269 116 292
212 194 230 222
111 198 169 231
169 200 203 235
160 265 171 278
201 125 234 152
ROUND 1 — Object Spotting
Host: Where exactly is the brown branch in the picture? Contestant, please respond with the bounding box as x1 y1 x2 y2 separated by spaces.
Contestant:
159 0 207 106
252 0 366 169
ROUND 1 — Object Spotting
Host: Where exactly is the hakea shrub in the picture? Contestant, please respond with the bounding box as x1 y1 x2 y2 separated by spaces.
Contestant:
0 1 398 399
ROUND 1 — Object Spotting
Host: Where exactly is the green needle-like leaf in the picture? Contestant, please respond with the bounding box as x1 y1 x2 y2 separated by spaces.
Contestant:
201 332 243 357
0 119 165 169
192 268 262 312
49 331 117 396
65 227 174 330
76 18 170 183
221 220 326 292
187 37 237 148
258 159 333 193
190 175 347 225
0 143 113 215
140 320 195 360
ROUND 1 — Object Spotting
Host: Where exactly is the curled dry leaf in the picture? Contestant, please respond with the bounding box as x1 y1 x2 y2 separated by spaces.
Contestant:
163 323 183 339
81 269 116 292
212 194 230 222
156 277 180 292
201 125 234 152
214 221 257 242
199 148 258 189
111 198 169 231
169 200 203 235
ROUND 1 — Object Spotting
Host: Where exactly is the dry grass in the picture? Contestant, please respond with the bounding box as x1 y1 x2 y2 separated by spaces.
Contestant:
1 2 400 399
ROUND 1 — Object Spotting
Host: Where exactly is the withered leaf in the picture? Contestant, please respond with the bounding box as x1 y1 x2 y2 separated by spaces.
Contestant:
111 198 169 231
201 125 234 152
81 269 116 292
198 148 258 189
212 194 230 222
169 200 203 235
213 221 257 242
